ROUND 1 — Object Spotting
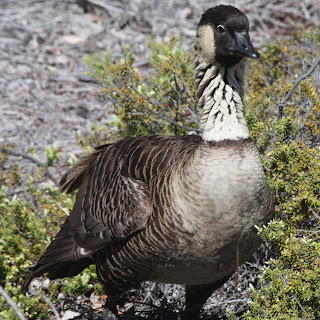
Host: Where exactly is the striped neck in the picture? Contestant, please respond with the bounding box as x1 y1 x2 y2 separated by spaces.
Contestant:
194 55 249 142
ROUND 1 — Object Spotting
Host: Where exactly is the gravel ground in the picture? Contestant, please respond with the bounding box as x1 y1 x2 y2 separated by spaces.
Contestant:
1 0 319 319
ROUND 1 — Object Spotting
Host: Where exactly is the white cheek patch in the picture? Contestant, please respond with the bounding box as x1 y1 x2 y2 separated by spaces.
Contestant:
197 25 216 64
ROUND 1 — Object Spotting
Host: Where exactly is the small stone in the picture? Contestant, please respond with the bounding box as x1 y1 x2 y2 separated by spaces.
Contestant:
57 293 65 300
61 310 81 320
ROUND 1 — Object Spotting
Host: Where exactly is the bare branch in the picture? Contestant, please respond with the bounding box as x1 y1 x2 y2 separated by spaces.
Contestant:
278 57 320 118
308 206 320 221
39 293 61 320
0 285 27 320
80 0 124 14
1 148 59 186
280 275 310 318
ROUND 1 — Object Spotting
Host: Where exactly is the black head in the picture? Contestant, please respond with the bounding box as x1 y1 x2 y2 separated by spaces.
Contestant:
197 5 260 68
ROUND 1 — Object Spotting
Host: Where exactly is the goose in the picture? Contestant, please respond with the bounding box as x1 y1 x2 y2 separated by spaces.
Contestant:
22 5 274 318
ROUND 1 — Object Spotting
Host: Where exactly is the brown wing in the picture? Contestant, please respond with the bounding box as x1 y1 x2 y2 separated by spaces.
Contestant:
22 134 201 292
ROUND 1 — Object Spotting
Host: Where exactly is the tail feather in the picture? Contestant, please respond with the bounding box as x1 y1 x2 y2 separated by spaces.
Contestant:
22 148 101 293
22 258 92 293
21 216 93 293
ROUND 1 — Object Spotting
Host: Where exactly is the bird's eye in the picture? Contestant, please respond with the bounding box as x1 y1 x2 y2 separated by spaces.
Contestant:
217 25 225 34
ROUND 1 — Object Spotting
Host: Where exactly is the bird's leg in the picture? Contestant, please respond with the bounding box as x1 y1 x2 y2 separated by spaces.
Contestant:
104 288 127 319
105 297 120 319
184 273 233 319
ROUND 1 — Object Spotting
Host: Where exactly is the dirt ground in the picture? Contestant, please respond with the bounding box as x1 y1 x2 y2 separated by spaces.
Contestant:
1 0 319 319
1 0 319 165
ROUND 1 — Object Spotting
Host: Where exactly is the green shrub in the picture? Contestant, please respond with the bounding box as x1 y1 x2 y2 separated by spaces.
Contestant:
242 28 320 319
0 151 102 319
84 38 198 138
244 237 320 320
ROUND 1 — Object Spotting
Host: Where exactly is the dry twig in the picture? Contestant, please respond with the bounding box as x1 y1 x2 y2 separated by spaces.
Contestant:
0 285 27 320
278 57 320 118
280 275 311 318
1 148 59 185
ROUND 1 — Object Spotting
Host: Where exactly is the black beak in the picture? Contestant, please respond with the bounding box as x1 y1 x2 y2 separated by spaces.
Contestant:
231 32 260 59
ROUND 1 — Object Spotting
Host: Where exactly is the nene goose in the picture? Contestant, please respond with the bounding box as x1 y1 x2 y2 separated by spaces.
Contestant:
22 5 274 318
